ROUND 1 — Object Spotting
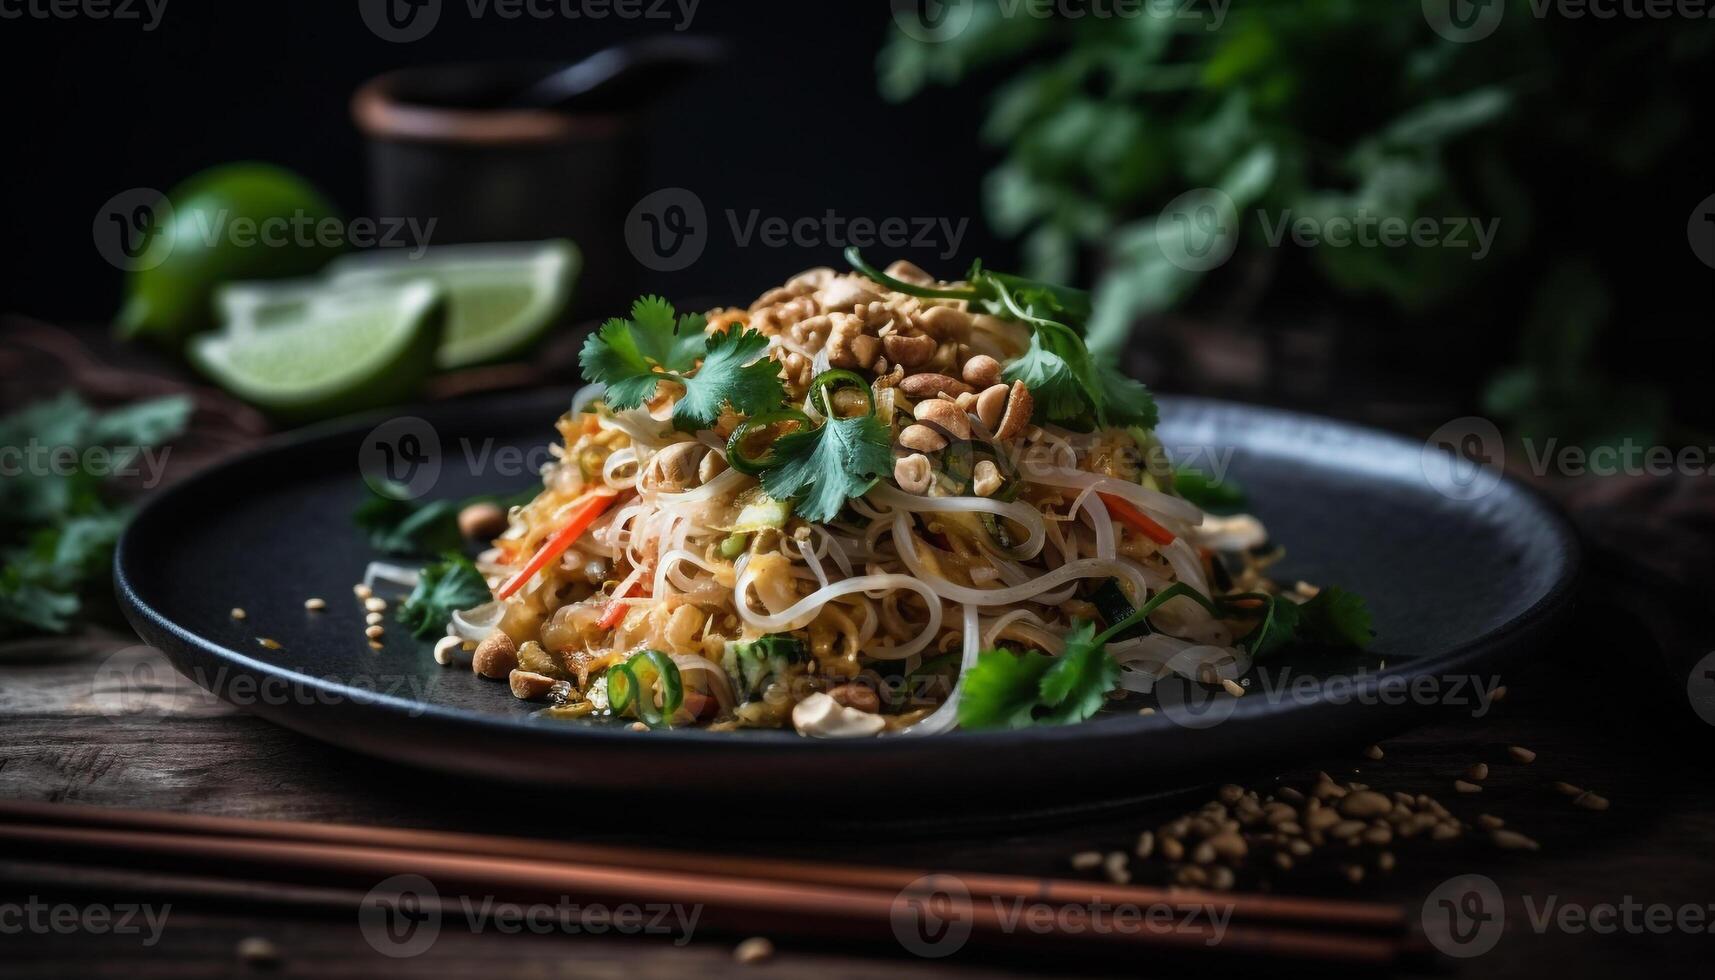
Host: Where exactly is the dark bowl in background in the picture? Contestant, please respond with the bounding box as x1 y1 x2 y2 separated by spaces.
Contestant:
353 61 642 316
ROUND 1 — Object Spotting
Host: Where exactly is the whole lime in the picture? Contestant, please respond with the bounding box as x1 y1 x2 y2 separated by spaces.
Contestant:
115 163 343 346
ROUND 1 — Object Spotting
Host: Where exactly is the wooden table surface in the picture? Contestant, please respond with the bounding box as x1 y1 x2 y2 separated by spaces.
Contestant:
4 322 1712 977
3 619 1713 979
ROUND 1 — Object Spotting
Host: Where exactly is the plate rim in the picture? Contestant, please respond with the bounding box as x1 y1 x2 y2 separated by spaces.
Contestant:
114 391 1581 762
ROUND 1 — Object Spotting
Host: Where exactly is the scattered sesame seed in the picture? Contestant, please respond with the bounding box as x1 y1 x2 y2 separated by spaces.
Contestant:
303 598 326 611
733 937 774 965
367 640 384 651
365 625 384 640
1454 780 1482 794
1221 678 1245 697
1553 781 1583 796
235 936 279 965
365 611 384 626
1138 706 1156 716
1364 744 1384 761
1376 851 1396 873
1492 829 1540 851
1573 792 1610 811
1491 685 1508 702
230 608 247 620
1102 851 1131 884
1343 864 1365 884
1466 762 1490 781
1479 814 1506 830
353 584 373 600
1069 850 1103 871
364 597 387 613
628 721 649 733
257 638 281 650
1134 831 1155 859
1507 745 1537 763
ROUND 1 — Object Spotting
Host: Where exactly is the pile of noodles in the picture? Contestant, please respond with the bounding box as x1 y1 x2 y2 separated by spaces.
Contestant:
436 373 1258 735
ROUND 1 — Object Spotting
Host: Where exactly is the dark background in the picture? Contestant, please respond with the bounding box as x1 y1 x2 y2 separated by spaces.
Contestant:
0 0 1012 322
0 0 1709 437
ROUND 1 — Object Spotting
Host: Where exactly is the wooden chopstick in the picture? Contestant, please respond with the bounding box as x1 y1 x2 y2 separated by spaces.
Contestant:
0 800 1410 964
0 798 1403 933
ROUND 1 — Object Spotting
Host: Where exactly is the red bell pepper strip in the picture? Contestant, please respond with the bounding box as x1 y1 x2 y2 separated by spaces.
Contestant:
1098 492 1177 546
597 578 640 631
495 490 619 599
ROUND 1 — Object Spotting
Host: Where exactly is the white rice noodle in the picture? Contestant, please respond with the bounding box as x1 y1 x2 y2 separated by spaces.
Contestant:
1162 538 1214 604
570 382 606 416
601 447 639 490
1113 640 1250 693
601 408 670 449
363 561 421 592
1068 485 1116 560
1025 467 1204 526
791 534 831 589
654 466 746 510
867 484 1047 560
732 570 944 660
900 603 981 735
669 653 737 715
449 601 504 642
654 549 721 597
891 515 1151 608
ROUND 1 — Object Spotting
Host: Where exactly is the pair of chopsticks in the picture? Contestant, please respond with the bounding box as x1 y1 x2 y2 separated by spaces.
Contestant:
0 798 1413 964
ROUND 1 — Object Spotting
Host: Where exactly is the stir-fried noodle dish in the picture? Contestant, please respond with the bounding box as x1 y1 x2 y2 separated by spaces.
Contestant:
431 252 1371 736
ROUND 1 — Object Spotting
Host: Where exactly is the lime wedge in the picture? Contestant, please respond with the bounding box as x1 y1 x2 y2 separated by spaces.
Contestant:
329 239 579 368
190 281 446 422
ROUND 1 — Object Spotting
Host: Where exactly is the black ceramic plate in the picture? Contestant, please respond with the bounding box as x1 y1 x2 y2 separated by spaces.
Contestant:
116 392 1577 813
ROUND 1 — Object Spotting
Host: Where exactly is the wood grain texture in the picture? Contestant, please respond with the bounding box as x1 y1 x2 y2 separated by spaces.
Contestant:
3 627 1714 978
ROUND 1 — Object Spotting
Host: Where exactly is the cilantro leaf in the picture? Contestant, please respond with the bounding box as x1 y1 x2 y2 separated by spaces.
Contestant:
580 297 784 430
1003 331 1086 421
1036 621 1122 724
956 647 1056 729
1241 587 1374 658
1097 361 1159 429
958 619 1124 730
671 327 783 431
396 555 493 640
1297 587 1375 649
760 412 892 523
354 483 536 556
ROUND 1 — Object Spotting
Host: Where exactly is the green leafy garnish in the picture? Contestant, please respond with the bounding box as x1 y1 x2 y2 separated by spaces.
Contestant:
958 620 1121 730
0 392 192 637
353 482 534 556
1243 587 1374 659
395 554 493 640
846 248 1156 429
578 296 783 431
1172 466 1246 513
753 370 892 523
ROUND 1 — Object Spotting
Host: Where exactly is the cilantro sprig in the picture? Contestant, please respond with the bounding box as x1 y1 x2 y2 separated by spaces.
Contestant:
579 296 784 431
957 582 1374 730
740 370 892 523
396 554 493 640
845 248 1156 429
